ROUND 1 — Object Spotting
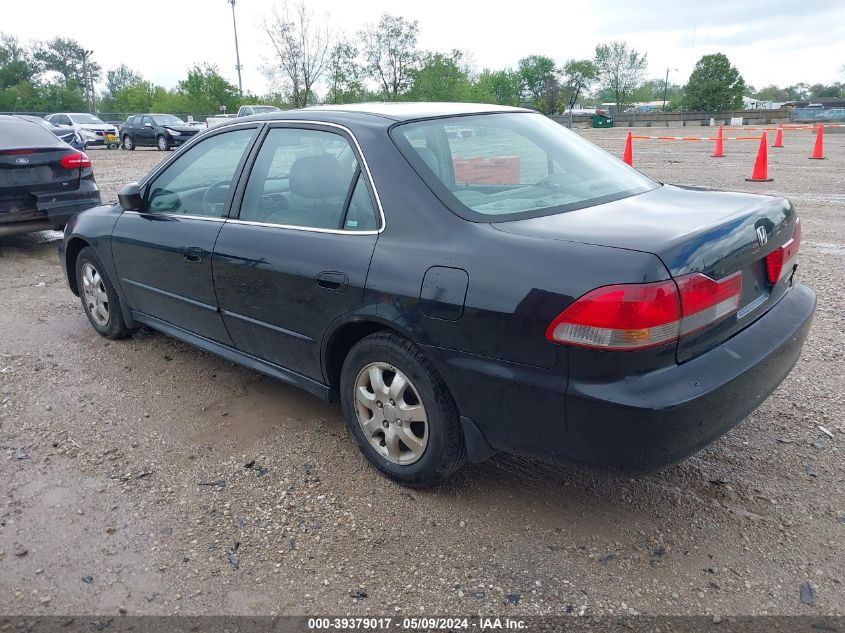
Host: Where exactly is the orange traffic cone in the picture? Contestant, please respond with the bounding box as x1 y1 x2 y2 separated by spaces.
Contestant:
772 124 784 148
622 131 633 166
746 133 773 182
809 125 825 159
712 125 725 157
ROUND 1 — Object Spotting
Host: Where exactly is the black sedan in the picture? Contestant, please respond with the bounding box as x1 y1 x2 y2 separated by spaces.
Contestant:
13 115 87 150
1 115 100 237
59 103 815 486
120 114 200 151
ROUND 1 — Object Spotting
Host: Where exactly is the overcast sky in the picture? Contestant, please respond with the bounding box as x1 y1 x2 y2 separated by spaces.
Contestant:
5 0 845 95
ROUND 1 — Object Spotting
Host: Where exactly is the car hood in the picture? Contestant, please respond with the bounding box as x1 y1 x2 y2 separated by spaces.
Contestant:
79 123 117 131
166 125 199 133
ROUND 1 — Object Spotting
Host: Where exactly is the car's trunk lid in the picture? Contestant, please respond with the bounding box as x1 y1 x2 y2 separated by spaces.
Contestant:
0 148 82 217
493 184 798 362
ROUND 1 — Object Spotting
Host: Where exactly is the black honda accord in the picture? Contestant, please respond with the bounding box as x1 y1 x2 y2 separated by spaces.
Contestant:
59 103 815 486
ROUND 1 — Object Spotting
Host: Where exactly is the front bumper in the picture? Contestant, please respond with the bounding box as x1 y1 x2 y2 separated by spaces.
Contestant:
425 282 816 473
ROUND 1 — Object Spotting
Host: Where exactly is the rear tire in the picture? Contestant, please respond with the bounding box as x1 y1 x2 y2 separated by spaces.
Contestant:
340 332 466 487
75 246 131 340
122 135 135 151
156 135 169 151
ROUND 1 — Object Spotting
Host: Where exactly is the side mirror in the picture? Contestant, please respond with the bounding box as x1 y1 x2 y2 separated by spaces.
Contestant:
118 182 143 211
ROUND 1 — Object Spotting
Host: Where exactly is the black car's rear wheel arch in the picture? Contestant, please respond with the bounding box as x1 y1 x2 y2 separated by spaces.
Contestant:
340 331 466 487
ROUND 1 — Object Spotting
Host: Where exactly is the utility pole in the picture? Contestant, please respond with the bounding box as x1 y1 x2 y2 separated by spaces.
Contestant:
228 0 244 94
662 67 677 112
82 49 95 113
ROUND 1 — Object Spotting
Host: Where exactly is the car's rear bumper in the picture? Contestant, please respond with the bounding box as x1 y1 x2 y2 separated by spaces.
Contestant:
425 282 816 473
0 182 101 230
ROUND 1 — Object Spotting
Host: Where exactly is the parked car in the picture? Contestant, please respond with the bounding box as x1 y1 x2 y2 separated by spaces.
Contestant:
206 113 238 128
237 104 281 117
13 115 86 150
120 114 201 151
44 113 118 147
58 103 814 486
0 115 100 237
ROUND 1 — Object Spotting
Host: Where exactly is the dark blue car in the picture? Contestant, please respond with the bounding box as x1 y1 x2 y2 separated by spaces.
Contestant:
58 103 815 486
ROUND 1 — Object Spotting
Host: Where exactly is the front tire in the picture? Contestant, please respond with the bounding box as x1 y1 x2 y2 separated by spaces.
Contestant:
122 135 135 150
75 246 131 339
156 135 169 151
340 332 466 487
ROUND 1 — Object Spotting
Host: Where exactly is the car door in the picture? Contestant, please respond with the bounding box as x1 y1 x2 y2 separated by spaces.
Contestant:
111 125 259 343
213 123 381 380
136 116 155 146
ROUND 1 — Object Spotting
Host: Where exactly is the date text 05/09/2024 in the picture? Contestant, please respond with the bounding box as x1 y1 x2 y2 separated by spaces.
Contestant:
307 617 527 630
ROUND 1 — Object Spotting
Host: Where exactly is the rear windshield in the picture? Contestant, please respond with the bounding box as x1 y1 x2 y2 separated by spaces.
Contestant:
391 112 657 222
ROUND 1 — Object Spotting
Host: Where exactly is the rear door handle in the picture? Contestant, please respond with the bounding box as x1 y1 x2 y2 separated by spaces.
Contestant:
316 271 348 292
183 247 204 263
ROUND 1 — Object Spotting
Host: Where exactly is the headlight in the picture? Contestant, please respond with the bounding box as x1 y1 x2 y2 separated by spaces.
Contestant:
167 128 181 137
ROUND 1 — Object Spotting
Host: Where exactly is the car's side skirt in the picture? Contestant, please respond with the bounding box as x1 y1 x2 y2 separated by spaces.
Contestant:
131 311 337 402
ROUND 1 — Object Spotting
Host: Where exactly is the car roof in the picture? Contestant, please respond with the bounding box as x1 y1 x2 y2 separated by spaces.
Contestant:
0 115 66 150
249 102 533 124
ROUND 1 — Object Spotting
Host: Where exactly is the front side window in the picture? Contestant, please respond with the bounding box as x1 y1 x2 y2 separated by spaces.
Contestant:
239 127 377 231
146 128 254 217
392 112 657 222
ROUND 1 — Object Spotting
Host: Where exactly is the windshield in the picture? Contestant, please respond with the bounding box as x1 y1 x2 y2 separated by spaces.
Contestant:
152 114 186 126
253 106 281 114
392 113 657 221
72 113 105 124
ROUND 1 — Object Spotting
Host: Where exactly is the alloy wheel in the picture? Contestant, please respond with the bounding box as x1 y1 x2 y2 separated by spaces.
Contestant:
354 362 429 465
81 262 109 327
123 136 133 150
157 136 168 151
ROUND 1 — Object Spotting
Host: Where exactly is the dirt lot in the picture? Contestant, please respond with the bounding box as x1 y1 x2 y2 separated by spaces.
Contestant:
1 129 843 617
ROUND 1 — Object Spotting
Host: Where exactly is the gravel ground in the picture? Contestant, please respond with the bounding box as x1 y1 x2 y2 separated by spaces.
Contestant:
0 130 843 617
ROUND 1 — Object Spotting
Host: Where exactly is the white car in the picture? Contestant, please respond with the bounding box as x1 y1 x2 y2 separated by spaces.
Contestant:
45 113 118 146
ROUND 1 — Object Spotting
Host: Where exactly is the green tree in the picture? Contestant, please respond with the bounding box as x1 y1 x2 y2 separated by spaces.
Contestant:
263 0 335 109
808 82 843 98
518 55 559 113
34 37 100 87
360 14 420 100
406 50 475 102
106 65 143 95
176 64 241 114
561 59 597 111
683 53 746 111
594 41 648 109
325 40 368 104
474 69 523 106
0 33 38 90
752 85 789 101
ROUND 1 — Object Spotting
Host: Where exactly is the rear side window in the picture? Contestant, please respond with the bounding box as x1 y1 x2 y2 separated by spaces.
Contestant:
392 112 656 222
238 127 377 231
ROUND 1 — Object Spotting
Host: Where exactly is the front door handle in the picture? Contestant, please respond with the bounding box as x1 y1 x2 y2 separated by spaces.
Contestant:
316 271 348 292
183 247 204 263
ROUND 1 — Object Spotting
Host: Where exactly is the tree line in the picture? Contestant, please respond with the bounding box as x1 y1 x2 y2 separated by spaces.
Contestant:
2 4 843 118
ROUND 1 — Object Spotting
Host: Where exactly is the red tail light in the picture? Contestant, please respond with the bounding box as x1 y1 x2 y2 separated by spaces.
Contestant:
765 219 801 284
59 152 92 169
547 272 743 351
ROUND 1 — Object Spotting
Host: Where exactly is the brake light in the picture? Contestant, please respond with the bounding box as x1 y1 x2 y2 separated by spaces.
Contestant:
545 280 680 350
677 272 742 336
547 272 743 351
0 149 36 155
765 219 801 284
59 152 92 169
